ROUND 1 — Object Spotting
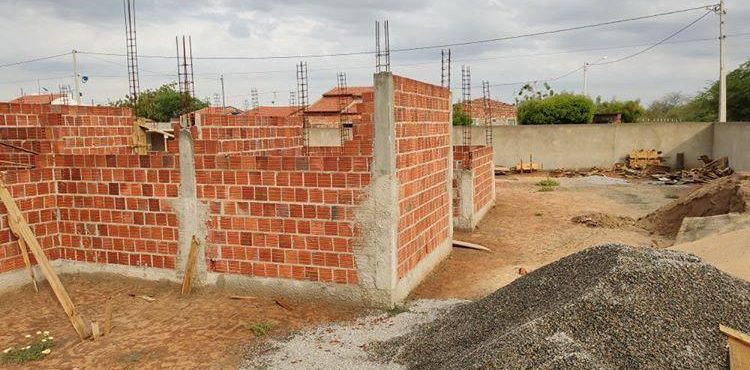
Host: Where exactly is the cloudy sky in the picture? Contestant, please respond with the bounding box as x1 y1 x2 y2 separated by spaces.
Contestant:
1 0 748 107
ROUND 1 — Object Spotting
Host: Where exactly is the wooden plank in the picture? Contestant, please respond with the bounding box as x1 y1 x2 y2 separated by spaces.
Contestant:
721 325 750 370
8 214 39 292
180 237 200 295
452 239 491 252
103 300 113 336
229 295 257 300
0 179 89 340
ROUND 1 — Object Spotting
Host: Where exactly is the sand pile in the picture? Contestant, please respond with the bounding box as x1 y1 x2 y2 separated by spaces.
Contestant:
638 175 748 238
374 244 750 370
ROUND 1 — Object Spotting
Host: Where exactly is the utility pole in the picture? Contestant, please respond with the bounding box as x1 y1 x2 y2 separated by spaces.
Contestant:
718 0 727 122
220 74 226 108
72 50 82 105
583 63 589 96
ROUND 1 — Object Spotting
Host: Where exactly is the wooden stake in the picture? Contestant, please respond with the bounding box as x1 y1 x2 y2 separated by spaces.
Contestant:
103 300 113 336
91 322 100 339
8 214 39 293
181 236 200 295
0 179 89 340
452 239 491 252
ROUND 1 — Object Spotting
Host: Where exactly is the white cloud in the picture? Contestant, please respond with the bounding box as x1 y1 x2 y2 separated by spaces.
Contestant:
0 0 748 107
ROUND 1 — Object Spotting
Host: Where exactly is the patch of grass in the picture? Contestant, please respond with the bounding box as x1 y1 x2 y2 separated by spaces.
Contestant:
386 305 409 317
536 178 560 187
249 322 274 337
538 185 555 192
1 332 54 365
665 193 679 199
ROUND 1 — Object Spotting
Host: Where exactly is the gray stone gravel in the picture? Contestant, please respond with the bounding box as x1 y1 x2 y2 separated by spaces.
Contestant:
560 175 629 187
374 244 750 370
241 299 465 370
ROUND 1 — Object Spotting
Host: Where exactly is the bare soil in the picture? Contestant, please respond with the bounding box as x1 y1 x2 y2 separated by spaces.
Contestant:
411 174 693 300
0 274 359 370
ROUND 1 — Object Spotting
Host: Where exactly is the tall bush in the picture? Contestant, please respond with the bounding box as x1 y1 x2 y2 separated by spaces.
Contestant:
518 93 595 125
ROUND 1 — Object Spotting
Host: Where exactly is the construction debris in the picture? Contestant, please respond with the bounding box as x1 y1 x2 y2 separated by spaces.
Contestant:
627 149 662 169
373 245 750 369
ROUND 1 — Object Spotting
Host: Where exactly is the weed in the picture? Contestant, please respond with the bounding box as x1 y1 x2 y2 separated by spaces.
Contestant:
1 332 54 364
249 322 273 337
387 305 409 317
538 185 555 192
536 178 560 187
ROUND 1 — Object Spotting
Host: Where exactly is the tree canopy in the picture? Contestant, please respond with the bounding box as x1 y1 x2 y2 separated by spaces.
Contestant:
645 59 750 122
595 98 645 123
112 83 209 122
517 93 595 125
452 104 473 126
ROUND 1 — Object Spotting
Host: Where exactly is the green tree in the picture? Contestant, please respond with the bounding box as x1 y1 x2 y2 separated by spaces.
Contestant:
680 59 750 122
517 93 595 125
595 98 645 123
112 83 209 121
452 104 473 126
644 92 690 121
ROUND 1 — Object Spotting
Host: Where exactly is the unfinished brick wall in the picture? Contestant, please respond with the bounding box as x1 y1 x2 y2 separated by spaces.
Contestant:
0 104 61 274
192 110 303 156
193 94 374 284
392 76 452 279
453 145 495 229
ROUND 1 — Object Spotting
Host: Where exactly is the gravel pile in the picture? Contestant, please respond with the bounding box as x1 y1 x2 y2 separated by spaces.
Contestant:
374 244 750 370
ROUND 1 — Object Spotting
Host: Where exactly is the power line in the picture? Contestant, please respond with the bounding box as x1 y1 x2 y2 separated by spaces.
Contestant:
75 4 717 61
593 9 714 65
0 52 71 68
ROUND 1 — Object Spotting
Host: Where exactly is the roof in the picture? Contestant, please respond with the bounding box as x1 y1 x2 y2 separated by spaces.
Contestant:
458 98 517 119
192 106 243 115
244 106 300 117
307 86 372 114
322 86 372 97
10 93 66 105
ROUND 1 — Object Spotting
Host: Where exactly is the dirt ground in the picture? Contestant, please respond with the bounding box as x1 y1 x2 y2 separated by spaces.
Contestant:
411 174 696 300
0 274 360 370
0 174 696 369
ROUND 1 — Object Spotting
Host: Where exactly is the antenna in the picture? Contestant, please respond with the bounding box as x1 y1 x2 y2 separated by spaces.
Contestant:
176 35 195 110
296 61 310 150
375 20 391 73
289 91 297 107
482 80 493 145
337 72 350 146
123 0 140 103
441 49 451 89
251 88 259 109
461 65 472 146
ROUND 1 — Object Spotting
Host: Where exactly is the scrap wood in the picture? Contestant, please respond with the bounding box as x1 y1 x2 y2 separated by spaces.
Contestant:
0 178 90 340
128 293 156 302
229 295 258 300
452 240 491 252
720 324 750 370
180 236 200 296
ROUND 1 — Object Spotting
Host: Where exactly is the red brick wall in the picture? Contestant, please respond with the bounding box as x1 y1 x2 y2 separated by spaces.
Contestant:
195 94 375 285
392 76 451 279
0 104 61 273
193 112 303 156
453 145 494 220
